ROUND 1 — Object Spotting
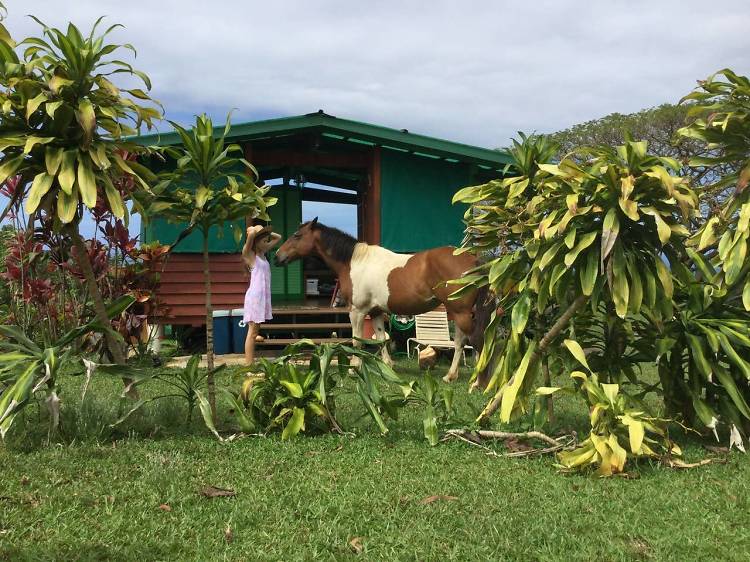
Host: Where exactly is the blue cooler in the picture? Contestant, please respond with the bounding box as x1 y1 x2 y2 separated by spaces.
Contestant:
212 310 232 355
231 308 247 354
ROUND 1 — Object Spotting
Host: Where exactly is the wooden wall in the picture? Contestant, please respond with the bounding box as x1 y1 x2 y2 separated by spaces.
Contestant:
157 253 247 326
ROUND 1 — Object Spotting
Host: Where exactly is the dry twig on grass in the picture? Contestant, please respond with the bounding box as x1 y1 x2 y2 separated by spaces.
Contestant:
443 429 576 458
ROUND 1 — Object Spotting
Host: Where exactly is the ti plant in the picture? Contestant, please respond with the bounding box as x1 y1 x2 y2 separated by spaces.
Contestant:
0 295 135 440
453 70 750 474
141 113 276 420
226 339 409 439
230 358 336 440
111 354 225 439
0 15 161 367
400 371 456 446
542 340 680 476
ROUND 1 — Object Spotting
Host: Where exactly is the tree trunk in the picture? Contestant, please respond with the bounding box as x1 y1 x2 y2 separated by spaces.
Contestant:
477 295 588 423
70 229 136 398
203 232 217 423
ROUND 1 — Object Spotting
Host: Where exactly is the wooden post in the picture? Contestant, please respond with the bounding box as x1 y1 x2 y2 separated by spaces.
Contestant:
364 146 382 245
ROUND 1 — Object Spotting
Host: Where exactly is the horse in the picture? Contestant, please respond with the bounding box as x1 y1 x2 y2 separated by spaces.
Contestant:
275 218 493 387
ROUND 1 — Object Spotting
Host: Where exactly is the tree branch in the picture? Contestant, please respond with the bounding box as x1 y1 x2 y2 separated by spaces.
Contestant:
477 294 588 423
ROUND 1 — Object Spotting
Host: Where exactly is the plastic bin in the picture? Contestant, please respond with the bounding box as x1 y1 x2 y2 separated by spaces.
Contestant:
212 310 232 355
231 308 247 354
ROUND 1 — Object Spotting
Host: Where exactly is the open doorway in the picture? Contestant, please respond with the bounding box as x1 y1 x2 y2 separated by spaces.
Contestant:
300 182 358 305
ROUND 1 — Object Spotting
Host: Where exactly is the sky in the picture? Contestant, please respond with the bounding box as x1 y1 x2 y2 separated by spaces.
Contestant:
5 0 750 236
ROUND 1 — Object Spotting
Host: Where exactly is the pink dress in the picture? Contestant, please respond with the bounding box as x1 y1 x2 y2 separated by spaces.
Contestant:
243 254 273 324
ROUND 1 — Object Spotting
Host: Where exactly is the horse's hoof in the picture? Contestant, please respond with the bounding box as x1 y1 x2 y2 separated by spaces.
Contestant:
468 381 481 394
442 373 458 383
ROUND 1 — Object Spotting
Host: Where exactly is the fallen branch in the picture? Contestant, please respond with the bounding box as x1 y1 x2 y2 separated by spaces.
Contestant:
443 429 576 458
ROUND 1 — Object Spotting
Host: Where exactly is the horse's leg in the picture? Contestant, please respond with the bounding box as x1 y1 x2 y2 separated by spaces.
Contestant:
371 313 393 367
444 310 473 383
443 324 468 383
349 307 366 367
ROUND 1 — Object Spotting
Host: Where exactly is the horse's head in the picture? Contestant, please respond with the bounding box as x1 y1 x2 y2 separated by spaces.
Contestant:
275 217 318 266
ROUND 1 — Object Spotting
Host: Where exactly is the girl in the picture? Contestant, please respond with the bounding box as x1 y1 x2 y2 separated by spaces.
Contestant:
242 224 281 365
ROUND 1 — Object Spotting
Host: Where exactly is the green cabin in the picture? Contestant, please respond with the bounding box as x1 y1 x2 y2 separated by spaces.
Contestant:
138 111 510 326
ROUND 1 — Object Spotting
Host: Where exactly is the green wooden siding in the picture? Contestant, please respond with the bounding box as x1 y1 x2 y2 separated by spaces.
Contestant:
267 186 303 300
141 218 245 253
141 186 303 300
380 148 470 252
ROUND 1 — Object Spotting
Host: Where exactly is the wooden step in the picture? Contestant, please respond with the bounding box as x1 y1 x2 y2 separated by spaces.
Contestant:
260 322 351 331
256 337 351 346
272 307 349 315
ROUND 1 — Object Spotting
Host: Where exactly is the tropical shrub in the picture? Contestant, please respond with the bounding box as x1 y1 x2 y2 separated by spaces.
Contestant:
399 372 456 446
141 113 276 418
0 295 134 440
0 15 161 366
112 354 224 437
226 339 409 439
453 70 750 474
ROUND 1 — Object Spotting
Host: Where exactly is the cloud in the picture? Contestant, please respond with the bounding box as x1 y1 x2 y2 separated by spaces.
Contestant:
6 1 748 234
9 0 749 149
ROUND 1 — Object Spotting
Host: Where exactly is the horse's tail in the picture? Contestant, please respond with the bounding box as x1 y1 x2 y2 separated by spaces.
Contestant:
471 284 496 389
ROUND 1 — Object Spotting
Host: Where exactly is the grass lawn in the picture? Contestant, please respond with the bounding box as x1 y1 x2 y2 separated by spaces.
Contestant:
1 352 749 561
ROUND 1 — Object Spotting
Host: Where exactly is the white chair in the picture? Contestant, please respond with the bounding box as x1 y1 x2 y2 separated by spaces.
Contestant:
406 308 472 364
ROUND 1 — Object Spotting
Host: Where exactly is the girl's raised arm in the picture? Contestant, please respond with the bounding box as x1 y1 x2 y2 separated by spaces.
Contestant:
267 232 282 250
242 225 263 268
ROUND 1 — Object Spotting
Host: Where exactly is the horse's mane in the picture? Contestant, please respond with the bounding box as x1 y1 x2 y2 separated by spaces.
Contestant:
310 222 359 264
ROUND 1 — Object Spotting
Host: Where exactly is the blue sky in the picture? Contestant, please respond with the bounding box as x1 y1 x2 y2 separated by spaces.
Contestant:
4 0 749 237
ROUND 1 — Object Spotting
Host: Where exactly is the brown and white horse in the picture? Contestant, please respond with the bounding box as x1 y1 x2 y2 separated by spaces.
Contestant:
275 218 493 386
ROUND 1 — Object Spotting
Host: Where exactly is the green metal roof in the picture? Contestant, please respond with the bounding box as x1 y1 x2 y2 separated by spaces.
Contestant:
134 110 511 169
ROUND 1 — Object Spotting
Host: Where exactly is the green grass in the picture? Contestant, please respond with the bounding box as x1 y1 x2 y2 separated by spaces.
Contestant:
1 354 749 561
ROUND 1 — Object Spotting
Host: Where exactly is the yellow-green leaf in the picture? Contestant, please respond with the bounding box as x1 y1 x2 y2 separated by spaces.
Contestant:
580 248 599 296
57 188 78 223
743 280 750 311
58 150 77 194
725 239 747 286
196 185 211 209
511 292 531 335
611 247 629 318
76 155 98 208
654 258 673 299
0 154 23 185
45 146 64 175
23 136 54 155
45 100 64 119
281 407 305 440
618 198 639 221
499 341 538 423
601 383 619 404
608 434 627 472
601 208 620 265
0 22 16 47
24 172 54 214
621 415 645 453
76 99 96 147
26 93 46 121
698 217 721 250
564 231 597 267
563 339 591 371
103 177 125 219
49 75 74 94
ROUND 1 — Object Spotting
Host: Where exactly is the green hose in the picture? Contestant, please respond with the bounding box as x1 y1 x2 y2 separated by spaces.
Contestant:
389 314 415 331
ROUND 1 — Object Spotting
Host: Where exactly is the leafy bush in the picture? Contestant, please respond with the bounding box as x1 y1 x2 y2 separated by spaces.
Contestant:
111 354 224 437
0 12 161 366
453 68 750 474
0 295 134 440
226 339 410 439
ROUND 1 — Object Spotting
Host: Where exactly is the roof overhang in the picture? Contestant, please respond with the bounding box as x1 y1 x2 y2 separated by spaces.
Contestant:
133 111 511 170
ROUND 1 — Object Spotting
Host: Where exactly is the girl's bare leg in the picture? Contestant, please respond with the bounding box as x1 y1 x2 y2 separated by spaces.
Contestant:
244 323 259 365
